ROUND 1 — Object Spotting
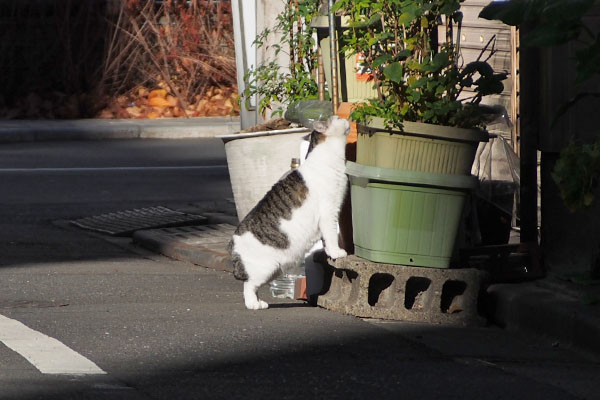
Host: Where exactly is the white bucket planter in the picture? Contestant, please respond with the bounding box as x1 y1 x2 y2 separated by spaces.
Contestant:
217 128 310 220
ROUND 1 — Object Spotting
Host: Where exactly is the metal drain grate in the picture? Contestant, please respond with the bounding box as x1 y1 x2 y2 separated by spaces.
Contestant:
71 206 207 236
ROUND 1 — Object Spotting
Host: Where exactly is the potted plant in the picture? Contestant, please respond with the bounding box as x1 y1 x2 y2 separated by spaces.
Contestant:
220 0 323 220
328 0 508 267
242 0 322 119
333 0 507 174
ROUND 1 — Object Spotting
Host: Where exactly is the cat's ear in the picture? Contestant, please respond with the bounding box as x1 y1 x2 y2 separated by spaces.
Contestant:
313 120 328 133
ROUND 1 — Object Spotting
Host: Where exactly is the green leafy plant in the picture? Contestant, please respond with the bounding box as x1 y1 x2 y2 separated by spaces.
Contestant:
551 139 600 212
480 0 600 211
332 0 507 129
480 0 599 123
242 0 322 117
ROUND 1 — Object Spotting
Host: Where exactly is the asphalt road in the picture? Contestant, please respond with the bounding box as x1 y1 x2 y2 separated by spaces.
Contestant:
0 138 599 400
0 138 231 215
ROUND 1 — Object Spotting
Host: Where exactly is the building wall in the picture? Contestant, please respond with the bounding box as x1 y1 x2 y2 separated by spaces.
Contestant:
538 9 600 275
455 0 516 146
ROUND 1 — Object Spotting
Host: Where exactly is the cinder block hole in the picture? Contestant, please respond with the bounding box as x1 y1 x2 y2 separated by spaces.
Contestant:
440 280 467 314
404 277 431 310
368 273 395 307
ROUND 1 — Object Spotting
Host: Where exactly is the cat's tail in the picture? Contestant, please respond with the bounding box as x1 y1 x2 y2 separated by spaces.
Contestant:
228 239 248 281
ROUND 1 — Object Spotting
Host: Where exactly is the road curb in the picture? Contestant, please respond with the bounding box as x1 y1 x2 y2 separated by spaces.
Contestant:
0 117 240 143
132 224 236 274
487 282 600 357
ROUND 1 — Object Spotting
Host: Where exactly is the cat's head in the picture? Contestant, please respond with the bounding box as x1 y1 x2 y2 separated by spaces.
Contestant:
313 115 350 137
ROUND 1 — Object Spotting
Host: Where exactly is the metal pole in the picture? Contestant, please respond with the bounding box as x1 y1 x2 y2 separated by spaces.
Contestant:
231 0 257 130
328 0 339 111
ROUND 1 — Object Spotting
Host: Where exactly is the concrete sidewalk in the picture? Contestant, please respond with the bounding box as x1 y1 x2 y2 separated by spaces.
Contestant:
127 206 600 359
0 116 240 142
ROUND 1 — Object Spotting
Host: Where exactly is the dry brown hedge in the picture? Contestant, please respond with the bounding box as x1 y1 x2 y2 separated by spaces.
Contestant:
0 0 238 119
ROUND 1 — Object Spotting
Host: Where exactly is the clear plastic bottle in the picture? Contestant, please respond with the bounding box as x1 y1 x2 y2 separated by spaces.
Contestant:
269 157 305 299
269 261 306 299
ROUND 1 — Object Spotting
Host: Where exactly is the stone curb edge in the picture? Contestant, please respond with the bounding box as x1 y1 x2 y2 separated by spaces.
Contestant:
487 283 600 357
132 229 233 273
0 117 241 143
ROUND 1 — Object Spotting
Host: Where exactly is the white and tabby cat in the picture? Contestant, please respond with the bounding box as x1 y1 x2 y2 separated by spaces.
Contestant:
229 116 350 310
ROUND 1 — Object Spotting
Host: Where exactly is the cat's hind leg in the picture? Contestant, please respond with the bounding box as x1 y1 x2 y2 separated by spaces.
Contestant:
243 280 269 310
241 259 278 310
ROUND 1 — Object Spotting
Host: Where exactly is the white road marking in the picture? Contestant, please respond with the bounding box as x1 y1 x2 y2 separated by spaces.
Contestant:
0 314 106 375
0 165 227 173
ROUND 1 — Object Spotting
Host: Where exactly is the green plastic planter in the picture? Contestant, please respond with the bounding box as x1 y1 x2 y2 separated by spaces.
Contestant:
357 117 489 175
346 161 476 268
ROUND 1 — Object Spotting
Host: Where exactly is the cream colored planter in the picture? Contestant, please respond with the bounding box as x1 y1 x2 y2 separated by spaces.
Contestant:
356 117 489 175
217 128 310 220
312 16 379 104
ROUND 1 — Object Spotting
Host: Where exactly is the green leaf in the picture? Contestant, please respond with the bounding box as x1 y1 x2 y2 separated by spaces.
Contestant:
373 54 392 68
410 90 421 102
383 62 404 83
398 10 416 25
331 1 345 13
432 52 451 71
349 13 382 28
575 36 600 84
396 49 412 60
544 0 595 22
522 23 581 47
478 0 538 26
406 59 422 71
439 0 461 16
400 102 410 115
410 77 428 89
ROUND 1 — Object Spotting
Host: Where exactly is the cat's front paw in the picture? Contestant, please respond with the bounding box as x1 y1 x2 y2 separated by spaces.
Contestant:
326 247 347 260
245 299 269 310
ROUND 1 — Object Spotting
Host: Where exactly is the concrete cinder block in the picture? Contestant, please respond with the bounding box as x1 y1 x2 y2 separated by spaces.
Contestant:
318 255 489 325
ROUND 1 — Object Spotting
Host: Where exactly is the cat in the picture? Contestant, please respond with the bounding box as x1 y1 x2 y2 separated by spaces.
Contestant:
229 115 350 310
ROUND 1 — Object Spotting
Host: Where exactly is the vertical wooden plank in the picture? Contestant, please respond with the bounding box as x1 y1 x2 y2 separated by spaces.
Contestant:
517 24 540 244
510 26 520 155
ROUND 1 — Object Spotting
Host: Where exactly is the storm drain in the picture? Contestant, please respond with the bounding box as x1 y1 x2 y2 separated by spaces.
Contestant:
71 206 207 236
318 255 489 325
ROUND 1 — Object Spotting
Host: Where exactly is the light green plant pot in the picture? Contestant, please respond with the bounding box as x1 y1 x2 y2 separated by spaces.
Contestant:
346 161 476 268
357 117 489 175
